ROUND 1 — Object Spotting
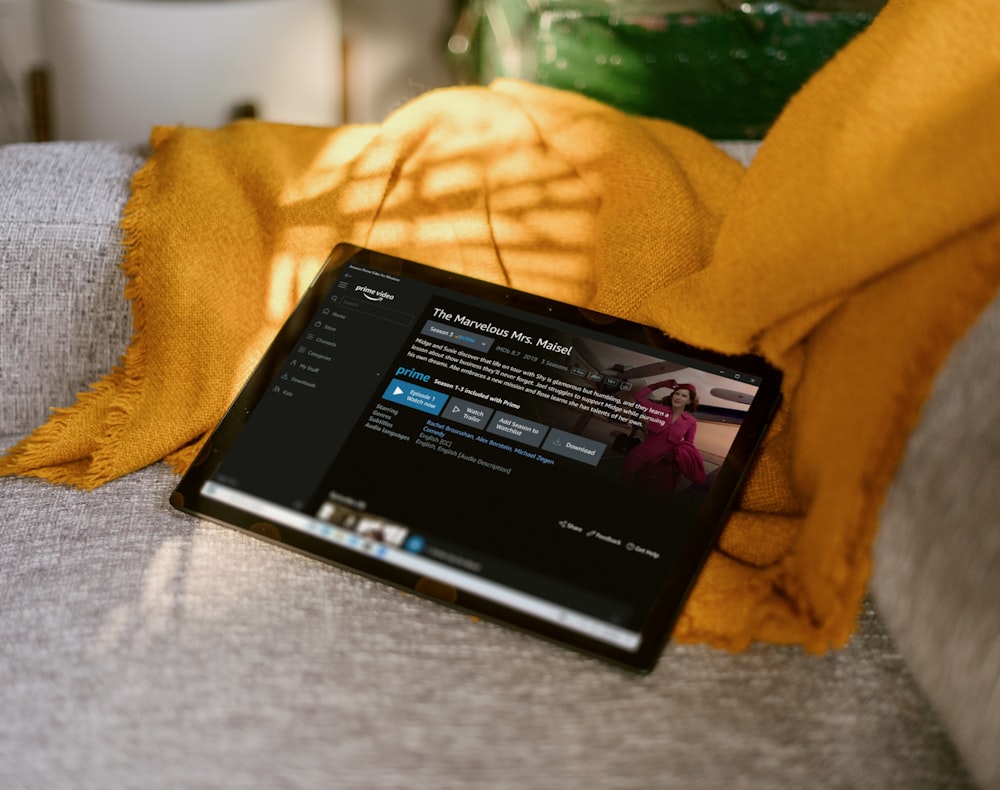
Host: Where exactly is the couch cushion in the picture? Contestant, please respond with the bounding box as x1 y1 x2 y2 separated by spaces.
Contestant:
0 437 974 788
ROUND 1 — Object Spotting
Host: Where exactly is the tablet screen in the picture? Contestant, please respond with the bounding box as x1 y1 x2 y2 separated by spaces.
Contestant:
172 245 782 671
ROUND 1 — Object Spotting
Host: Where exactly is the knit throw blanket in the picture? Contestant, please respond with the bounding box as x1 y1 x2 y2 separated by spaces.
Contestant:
3 0 999 651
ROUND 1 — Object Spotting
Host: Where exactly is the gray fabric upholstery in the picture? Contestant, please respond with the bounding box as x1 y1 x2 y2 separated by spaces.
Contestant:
874 292 1000 790
0 455 975 789
0 140 992 788
0 142 144 436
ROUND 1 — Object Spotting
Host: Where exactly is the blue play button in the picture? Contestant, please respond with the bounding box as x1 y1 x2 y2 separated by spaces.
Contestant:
382 378 448 415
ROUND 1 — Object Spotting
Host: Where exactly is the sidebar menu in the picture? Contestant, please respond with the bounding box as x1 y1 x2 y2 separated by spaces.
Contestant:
209 265 426 510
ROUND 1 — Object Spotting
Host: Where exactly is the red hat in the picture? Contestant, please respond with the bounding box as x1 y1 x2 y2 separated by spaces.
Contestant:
674 383 697 396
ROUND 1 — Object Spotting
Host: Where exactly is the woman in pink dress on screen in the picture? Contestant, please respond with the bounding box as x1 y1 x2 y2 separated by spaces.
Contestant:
623 379 706 496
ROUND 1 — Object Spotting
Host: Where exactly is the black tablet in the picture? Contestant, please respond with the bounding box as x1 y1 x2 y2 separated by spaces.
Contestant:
171 245 782 671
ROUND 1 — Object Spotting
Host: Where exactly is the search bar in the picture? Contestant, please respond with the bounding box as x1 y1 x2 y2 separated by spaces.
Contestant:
340 297 415 326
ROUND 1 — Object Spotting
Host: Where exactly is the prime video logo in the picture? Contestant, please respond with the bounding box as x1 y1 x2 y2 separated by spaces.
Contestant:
355 284 395 302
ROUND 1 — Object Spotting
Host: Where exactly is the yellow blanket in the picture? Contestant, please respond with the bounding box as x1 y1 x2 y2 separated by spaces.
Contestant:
4 0 999 651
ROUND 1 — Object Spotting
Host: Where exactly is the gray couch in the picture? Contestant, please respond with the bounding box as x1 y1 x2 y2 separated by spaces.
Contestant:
2 140 998 789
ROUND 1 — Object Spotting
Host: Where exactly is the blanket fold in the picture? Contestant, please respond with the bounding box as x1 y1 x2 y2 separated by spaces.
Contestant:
4 0 999 651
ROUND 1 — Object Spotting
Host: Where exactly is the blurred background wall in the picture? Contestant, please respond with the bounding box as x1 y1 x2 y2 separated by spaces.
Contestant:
0 0 457 144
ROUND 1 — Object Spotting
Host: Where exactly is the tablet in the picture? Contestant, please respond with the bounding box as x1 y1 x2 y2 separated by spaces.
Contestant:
171 245 782 671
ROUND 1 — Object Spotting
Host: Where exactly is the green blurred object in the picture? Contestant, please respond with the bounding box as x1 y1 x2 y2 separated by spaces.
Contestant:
450 0 884 139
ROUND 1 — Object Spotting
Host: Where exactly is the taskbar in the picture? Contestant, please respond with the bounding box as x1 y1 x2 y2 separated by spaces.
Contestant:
200 481 642 652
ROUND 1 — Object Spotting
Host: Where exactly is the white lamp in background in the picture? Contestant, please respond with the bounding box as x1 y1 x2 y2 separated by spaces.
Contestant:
41 0 342 142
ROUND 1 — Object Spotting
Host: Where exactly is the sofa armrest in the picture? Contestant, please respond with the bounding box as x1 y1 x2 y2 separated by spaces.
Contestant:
874 290 1000 790
0 142 146 437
